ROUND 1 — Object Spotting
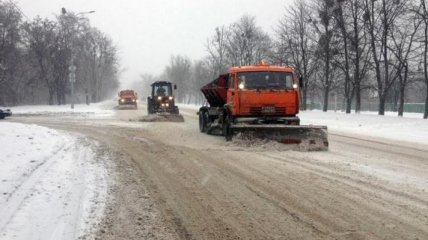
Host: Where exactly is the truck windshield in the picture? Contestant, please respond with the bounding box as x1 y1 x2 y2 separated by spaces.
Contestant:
154 84 171 96
237 72 294 90
120 90 135 96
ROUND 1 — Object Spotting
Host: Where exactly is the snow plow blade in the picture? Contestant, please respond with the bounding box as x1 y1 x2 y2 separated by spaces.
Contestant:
139 113 184 122
231 125 329 151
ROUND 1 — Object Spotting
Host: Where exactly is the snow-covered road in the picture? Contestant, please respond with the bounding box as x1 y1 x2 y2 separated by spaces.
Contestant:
2 101 428 240
0 123 111 240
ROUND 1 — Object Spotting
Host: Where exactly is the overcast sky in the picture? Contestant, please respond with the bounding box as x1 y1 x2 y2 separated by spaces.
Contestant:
17 0 293 86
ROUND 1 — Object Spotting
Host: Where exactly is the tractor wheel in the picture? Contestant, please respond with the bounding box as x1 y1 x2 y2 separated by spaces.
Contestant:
222 114 233 141
147 101 152 114
174 106 179 114
199 111 208 133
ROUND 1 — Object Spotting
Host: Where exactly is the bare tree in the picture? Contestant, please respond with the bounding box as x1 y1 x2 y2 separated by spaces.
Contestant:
206 26 228 76
334 0 354 113
414 0 428 119
389 2 422 117
364 0 407 115
311 0 340 112
349 0 372 113
225 15 272 66
191 59 211 105
23 17 58 104
276 0 318 110
165 55 192 103
0 0 22 106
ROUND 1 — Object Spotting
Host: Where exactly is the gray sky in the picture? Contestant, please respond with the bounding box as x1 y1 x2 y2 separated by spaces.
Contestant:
17 0 293 86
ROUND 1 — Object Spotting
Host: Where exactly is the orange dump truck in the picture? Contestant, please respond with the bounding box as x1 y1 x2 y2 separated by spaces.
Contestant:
198 62 328 151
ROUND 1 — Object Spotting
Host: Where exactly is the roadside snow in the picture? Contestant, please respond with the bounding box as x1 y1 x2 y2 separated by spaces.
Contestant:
6 101 115 118
0 122 111 240
177 104 428 146
299 110 428 145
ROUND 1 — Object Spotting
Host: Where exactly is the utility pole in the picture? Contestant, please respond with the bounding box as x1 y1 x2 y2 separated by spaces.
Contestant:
69 65 76 109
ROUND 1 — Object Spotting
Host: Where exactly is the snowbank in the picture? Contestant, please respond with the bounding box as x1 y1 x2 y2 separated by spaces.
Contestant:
300 110 428 145
177 104 428 145
5 101 116 118
0 122 110 239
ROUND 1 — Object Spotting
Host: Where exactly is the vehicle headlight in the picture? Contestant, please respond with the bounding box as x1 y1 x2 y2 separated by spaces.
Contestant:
168 96 173 100
157 96 162 101
132 99 136 102
239 83 245 90
166 103 169 107
120 99 125 102
293 84 298 89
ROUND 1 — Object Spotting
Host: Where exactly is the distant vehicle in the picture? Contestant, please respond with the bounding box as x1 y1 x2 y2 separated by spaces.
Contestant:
147 81 179 114
118 90 138 109
0 109 12 120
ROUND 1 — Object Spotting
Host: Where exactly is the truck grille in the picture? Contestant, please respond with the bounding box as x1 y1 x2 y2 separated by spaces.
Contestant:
249 107 286 115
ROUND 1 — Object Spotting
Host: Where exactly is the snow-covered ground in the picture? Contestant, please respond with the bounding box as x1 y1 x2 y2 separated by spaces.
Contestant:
0 102 426 239
5 101 427 146
0 122 111 240
178 103 428 145
5 101 116 118
298 110 428 145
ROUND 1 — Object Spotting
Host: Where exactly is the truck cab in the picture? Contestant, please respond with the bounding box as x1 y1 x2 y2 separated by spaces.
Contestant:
118 90 138 109
226 64 300 123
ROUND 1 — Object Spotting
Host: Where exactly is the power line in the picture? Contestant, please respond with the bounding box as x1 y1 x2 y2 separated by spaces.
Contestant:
7 0 31 21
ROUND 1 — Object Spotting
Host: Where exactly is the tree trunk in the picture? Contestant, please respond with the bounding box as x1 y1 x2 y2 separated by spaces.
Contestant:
338 4 352 114
424 5 428 119
379 94 386 115
302 87 307 111
48 87 55 105
57 92 61 105
323 88 329 112
398 86 405 117
346 97 352 114
424 86 428 119
355 82 361 113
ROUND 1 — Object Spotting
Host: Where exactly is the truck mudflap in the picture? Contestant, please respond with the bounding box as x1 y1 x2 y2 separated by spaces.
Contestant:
230 124 329 151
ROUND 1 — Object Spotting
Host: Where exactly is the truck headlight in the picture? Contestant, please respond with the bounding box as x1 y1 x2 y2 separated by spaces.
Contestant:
166 103 169 107
120 99 125 102
239 83 245 90
157 96 162 101
293 84 298 89
168 96 173 100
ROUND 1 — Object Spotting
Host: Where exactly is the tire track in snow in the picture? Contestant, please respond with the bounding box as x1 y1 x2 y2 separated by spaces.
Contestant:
0 133 110 240
0 143 70 232
2 143 67 203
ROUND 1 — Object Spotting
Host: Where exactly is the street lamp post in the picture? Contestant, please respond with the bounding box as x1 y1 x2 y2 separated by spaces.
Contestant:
62 8 95 109
69 65 77 109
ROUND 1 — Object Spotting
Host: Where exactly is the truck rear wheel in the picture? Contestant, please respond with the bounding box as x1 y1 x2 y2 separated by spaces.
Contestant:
223 114 233 141
199 111 208 133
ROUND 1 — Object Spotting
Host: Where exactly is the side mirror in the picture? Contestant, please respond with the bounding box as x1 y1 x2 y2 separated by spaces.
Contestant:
174 84 177 90
298 77 304 88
